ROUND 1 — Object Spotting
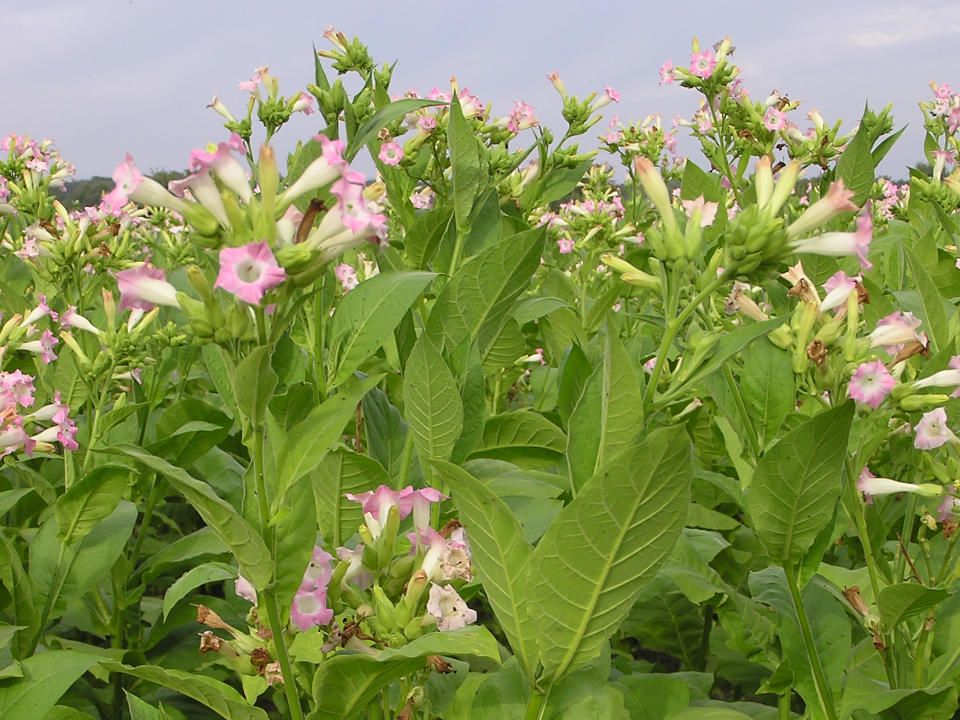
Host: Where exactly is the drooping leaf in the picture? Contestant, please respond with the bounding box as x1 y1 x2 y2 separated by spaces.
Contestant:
566 325 643 494
745 402 854 564
0 651 102 720
55 465 130 545
878 583 949 630
403 334 463 465
162 562 236 620
110 445 272 589
431 461 537 678
528 428 692 683
329 271 436 385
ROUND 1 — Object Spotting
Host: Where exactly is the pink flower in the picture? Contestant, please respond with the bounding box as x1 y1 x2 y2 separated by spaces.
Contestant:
915 356 960 397
557 237 575 254
214 242 286 305
277 135 347 208
914 408 957 450
103 153 143 213
292 91 315 115
116 265 180 311
763 107 787 132
791 209 873 270
346 485 414 538
329 169 385 235
417 115 437 133
857 468 941 502
290 587 333 630
869 312 924 354
334 263 359 292
238 65 268 93
300 545 334 593
378 141 404 166
188 135 252 203
60 306 101 336
848 360 895 409
820 271 860 313
426 583 476 631
681 196 718 227
409 487 445 531
336 545 373 590
235 575 258 604
786 180 858 240
507 101 538 133
690 49 717 78
0 370 35 408
546 71 567 98
658 61 675 85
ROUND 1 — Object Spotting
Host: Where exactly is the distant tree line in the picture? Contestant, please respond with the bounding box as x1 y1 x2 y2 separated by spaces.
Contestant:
56 170 187 209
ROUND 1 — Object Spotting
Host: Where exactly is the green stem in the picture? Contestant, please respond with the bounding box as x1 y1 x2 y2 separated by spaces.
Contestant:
913 613 934 686
706 98 743 205
523 687 552 720
448 227 467 277
721 364 762 457
396 430 416 492
642 275 728 414
778 692 791 720
784 562 837 720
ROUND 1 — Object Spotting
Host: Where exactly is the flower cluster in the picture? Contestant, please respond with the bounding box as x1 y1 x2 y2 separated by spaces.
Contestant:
0 370 77 455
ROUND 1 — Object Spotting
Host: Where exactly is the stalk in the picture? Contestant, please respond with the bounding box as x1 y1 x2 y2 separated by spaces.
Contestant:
523 687 552 720
784 562 837 720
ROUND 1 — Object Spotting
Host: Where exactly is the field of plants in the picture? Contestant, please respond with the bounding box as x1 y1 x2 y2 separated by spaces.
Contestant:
2 28 960 720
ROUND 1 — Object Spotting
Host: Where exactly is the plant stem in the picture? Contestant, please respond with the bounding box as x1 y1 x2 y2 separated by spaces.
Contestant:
396 429 416 491
721 364 762 458
778 692 791 720
784 562 838 720
523 687 551 720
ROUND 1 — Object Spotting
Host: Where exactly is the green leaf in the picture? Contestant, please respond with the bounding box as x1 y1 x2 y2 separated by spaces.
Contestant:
103 663 268 720
162 561 235 619
315 448 390 547
528 427 692 683
150 399 232 466
55 465 130 545
427 227 546 355
271 473 317 615
110 445 272 589
403 335 463 464
741 342 795 447
232 346 277 428
345 98 443 162
275 374 384 500
667 708 752 719
530 158 592 207
513 296 572 325
872 125 906 167
448 92 483 234
566 325 643 494
836 124 875 204
329 271 436 386
468 410 566 465
904 247 949 354
125 691 169 720
309 626 499 720
680 161 723 202
745 402 854 564
0 651 102 720
878 583 949 630
614 673 691 720
0 488 33 516
431 461 537 678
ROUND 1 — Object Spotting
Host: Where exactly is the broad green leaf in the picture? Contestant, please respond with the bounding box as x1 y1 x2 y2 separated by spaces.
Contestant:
150 399 232 466
315 448 390 546
63 501 137 596
836 123 875 204
0 536 37 657
529 428 692 683
557 344 592 426
741 341 795 447
329 271 436 385
468 410 566 465
872 125 906 166
403 335 463 464
427 227 546 354
162 561 235 619
405 208 453 269
362 389 408 478
904 247 949 354
624 575 705 669
680 161 723 202
103 663 268 720
448 92 483 234
566 326 643 494
432 461 537 678
0 651 102 720
614 673 691 720
667 708 753 719
346 98 443 161
275 373 384 501
513 296 571 325
482 318 526 371
55 465 130 545
309 626 499 720
232 346 277 428
110 444 272 589
271 473 317 615
745 402 854 564
0 488 33 516
878 583 949 630
529 158 592 207
138 527 229 581
126 691 169 720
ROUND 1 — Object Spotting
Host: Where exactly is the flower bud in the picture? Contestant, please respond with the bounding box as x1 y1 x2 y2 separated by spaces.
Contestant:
900 394 951 412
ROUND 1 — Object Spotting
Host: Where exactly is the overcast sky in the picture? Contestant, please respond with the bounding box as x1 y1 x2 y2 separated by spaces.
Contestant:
5 0 959 179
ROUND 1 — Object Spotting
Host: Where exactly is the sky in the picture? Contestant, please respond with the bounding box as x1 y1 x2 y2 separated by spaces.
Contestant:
5 0 960 179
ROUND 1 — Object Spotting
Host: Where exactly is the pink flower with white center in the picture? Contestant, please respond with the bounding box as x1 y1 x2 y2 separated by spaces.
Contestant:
168 170 230 227
428 87 451 102
20 330 58 364
238 65 268 93
932 82 953 100
336 545 373 590
948 107 960 134
507 101 538 133
188 135 252 203
291 91 315 115
763 107 787 132
330 169 384 235
658 61 675 85
820 271 860 313
290 587 334 630
869 311 923 353
848 360 895 409
334 263 359 292
22 294 57 326
643 357 657 374
786 180 858 240
590 86 620 112
103 153 143 212
378 141 404 166
792 209 873 270
458 88 484 118
426 583 477 631
915 356 960 397
938 493 959 522
410 187 435 210
235 575 258 604
690 49 717 78
0 420 34 457
681 196 718 227
300 546 333 592
116 266 180 311
914 408 958 450
409 487 446 531
345 485 414 538
411 527 448 580
0 177 8 201
60 306 101 336
0 370 35 408
557 237 576 254
857 468 942 503
440 527 472 581
276 205 304 245
214 242 286 305
417 115 437 133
